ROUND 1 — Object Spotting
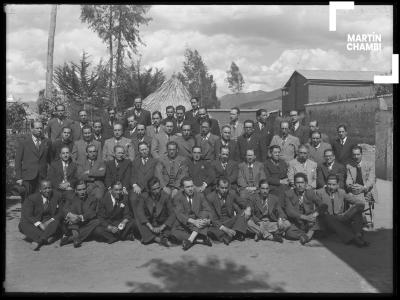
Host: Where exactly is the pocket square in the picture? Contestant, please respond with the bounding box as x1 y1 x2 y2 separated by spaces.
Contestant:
120 203 125 208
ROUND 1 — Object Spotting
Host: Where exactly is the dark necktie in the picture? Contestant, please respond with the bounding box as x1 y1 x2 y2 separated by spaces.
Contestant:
299 194 304 213
63 163 68 181
263 198 269 213
43 198 49 211
355 165 364 185
90 160 94 167
169 160 175 184
330 193 335 215
248 165 254 182
221 162 227 170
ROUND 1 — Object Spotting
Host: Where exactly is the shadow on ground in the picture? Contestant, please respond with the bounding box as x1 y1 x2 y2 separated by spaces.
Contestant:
319 228 393 293
126 255 285 292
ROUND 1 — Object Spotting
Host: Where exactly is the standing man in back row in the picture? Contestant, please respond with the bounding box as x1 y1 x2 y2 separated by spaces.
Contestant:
132 97 151 127
46 104 74 142
270 121 300 164
229 107 243 141
289 110 309 145
185 97 200 122
254 109 273 161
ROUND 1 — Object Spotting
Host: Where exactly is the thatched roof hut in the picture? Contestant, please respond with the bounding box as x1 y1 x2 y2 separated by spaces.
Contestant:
142 75 192 114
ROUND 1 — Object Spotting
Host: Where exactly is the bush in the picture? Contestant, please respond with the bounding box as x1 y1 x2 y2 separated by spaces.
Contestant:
6 133 25 195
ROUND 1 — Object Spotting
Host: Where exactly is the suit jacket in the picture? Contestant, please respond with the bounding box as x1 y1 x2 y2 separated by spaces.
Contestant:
316 161 346 189
145 125 164 140
93 134 106 149
194 133 219 161
62 194 98 223
185 109 199 122
237 161 267 189
175 118 194 135
186 160 215 187
131 157 158 191
213 139 239 162
291 123 309 144
104 159 132 189
211 159 239 187
283 189 322 221
136 191 176 228
346 161 378 201
315 187 364 216
46 118 74 142
50 138 74 162
229 121 244 141
151 132 178 160
155 155 189 189
103 119 115 140
97 192 132 227
173 191 213 225
249 193 287 223
71 121 90 142
71 139 102 166
132 109 152 127
131 135 152 153
306 142 332 165
331 137 358 165
192 118 221 136
237 134 263 162
102 137 135 162
47 159 78 191
287 159 317 189
206 190 247 227
20 192 63 225
77 158 106 191
123 127 138 139
269 134 300 163
174 136 196 160
264 159 288 187
15 135 51 181
254 122 273 160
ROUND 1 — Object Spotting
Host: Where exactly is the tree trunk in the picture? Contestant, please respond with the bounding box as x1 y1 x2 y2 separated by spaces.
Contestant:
115 6 123 107
108 6 115 107
45 5 57 100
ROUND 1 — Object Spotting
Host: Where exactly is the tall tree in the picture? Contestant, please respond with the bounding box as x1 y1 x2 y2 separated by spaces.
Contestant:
226 61 244 94
80 5 151 108
178 48 219 108
45 5 57 99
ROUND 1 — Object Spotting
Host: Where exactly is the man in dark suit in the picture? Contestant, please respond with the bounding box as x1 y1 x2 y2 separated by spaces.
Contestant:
191 107 220 136
331 124 358 165
174 123 196 159
171 177 213 250
161 105 177 130
184 97 200 122
104 145 132 192
45 104 74 142
47 145 78 203
103 107 117 140
289 110 309 144
59 180 102 248
129 141 158 210
186 146 215 194
214 125 239 161
237 120 263 162
254 109 273 160
175 105 191 135
247 180 291 242
72 109 91 141
264 145 289 200
18 180 63 251
238 149 266 199
124 115 138 139
211 147 239 190
316 148 346 189
135 177 176 247
283 172 323 245
50 126 74 162
131 124 152 153
77 144 106 202
96 181 139 242
207 177 250 245
194 119 219 161
131 97 151 127
15 120 51 201
93 120 106 148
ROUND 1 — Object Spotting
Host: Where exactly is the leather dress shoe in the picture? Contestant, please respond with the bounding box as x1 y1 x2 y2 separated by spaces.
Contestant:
159 237 171 248
299 235 310 245
30 241 41 251
73 237 82 248
59 236 70 247
353 236 370 248
182 239 193 251
254 233 262 242
126 233 135 241
221 235 231 245
235 233 245 241
272 233 284 243
203 236 213 247
47 236 56 245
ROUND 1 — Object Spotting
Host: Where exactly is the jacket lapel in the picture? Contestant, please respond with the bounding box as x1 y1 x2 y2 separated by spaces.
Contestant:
28 137 40 157
146 196 155 215
192 194 200 215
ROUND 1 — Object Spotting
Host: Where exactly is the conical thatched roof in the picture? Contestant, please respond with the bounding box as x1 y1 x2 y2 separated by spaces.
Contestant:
143 75 192 114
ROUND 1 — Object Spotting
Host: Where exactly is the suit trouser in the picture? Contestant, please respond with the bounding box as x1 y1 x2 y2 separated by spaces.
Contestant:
22 174 44 202
285 220 317 240
170 223 209 242
19 220 60 244
247 218 291 238
62 219 101 243
97 219 139 242
136 219 172 244
128 190 143 216
208 215 248 241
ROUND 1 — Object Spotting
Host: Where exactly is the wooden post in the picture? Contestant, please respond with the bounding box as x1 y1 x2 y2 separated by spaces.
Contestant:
45 5 57 100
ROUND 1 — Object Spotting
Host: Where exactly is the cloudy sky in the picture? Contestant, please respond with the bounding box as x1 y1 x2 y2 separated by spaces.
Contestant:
6 4 393 102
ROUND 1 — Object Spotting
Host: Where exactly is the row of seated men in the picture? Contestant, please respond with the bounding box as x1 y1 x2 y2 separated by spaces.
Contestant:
20 171 369 252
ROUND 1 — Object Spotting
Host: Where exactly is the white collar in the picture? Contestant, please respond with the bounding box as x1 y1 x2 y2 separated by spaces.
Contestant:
294 121 299 130
341 136 348 144
314 143 321 149
248 163 254 168
110 193 117 206
202 132 211 140
41 195 48 204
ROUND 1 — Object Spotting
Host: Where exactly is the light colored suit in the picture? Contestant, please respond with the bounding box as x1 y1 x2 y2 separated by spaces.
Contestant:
346 161 378 202
155 155 188 190
77 158 106 201
71 139 102 166
306 142 332 165
287 158 317 189
102 137 135 162
270 134 300 163
146 125 164 140
151 132 178 160
229 121 244 141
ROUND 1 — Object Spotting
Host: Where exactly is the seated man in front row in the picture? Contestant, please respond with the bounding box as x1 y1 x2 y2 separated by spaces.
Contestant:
316 174 369 247
283 172 322 245
247 180 291 243
96 181 138 243
170 177 213 251
19 180 63 251
207 177 250 245
59 180 102 248
135 177 176 247
238 149 266 199
316 148 346 189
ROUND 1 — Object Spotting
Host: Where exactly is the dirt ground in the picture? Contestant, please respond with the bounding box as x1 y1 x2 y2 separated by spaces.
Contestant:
4 179 392 293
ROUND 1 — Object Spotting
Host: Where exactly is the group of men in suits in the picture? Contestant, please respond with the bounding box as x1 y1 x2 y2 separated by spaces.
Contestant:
15 99 376 251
